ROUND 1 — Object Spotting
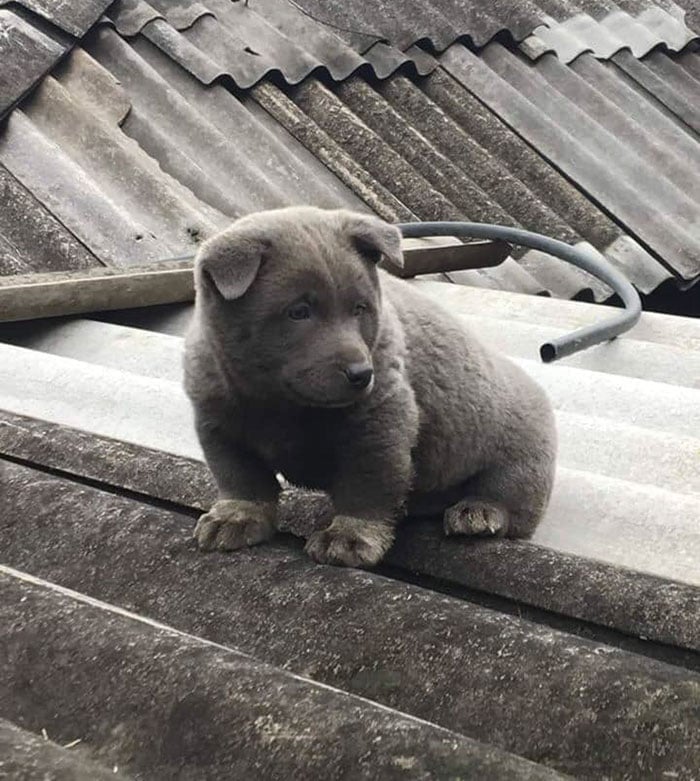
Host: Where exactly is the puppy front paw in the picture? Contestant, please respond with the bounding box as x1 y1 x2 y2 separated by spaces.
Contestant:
304 516 394 568
443 499 508 537
194 499 276 552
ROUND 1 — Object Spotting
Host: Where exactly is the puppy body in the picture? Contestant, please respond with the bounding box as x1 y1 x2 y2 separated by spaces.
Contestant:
184 207 556 567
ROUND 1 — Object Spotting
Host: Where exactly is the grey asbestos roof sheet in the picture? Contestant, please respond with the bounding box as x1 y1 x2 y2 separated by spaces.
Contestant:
521 4 698 60
97 0 699 91
0 29 368 276
0 1 111 119
440 42 700 288
1 281 699 777
291 0 698 53
1 565 567 780
1 3 699 305
2 282 699 588
5 26 699 302
1 0 110 36
105 0 439 86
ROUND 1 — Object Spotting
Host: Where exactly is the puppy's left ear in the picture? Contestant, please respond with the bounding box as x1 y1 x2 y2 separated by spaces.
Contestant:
346 214 403 269
194 226 268 301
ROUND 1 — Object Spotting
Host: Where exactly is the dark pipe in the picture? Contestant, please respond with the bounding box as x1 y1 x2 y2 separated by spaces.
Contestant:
398 221 642 363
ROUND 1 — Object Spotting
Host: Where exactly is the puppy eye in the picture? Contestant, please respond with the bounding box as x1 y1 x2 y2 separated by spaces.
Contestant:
288 302 311 321
354 302 368 316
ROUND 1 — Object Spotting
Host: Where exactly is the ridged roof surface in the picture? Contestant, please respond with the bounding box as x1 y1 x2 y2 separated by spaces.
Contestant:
2 280 700 778
1 2 700 776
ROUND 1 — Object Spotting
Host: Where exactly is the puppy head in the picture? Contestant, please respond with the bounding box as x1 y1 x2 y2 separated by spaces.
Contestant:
194 207 402 407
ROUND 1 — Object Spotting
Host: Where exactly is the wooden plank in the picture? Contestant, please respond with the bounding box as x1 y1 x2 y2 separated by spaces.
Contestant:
0 239 509 322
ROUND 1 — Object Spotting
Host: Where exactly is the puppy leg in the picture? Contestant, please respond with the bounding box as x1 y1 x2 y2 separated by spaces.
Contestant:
195 499 277 552
444 499 509 538
194 412 280 552
305 390 418 568
305 516 396 568
444 456 555 540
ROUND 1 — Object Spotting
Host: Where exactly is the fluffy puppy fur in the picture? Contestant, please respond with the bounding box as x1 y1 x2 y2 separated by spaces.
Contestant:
184 206 557 568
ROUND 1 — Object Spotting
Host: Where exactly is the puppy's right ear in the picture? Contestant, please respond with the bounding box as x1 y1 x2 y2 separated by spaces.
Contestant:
195 229 268 301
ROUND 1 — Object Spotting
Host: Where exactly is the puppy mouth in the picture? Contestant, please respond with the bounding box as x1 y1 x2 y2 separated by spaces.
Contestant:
284 379 374 408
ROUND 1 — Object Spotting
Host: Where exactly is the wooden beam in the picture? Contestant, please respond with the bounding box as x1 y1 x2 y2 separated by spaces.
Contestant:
0 239 510 322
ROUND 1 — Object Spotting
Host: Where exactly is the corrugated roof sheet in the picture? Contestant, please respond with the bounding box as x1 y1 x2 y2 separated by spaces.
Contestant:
2 278 700 777
1 3 699 304
290 0 698 52
440 42 700 288
0 30 370 276
97 0 700 91
521 5 698 60
0 1 111 118
1 0 110 36
3 284 699 579
105 0 439 86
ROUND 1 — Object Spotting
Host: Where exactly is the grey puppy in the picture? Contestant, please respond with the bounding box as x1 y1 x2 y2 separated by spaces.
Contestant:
184 206 557 568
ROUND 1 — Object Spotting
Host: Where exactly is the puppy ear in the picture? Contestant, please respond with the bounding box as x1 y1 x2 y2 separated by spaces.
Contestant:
194 227 268 301
346 214 403 269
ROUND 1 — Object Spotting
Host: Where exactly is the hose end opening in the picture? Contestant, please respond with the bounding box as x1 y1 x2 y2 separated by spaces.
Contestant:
540 342 557 363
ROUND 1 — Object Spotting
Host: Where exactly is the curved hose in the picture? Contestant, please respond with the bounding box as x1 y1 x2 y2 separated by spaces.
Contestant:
398 221 642 363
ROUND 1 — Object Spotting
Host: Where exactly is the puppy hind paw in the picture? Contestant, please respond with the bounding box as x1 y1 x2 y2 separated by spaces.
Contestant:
194 499 276 552
305 516 394 568
443 500 508 538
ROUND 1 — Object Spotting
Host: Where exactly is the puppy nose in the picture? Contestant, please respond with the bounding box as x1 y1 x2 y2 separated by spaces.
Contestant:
344 363 373 389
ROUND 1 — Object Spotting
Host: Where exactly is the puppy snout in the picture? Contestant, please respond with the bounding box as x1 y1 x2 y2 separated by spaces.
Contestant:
344 363 373 389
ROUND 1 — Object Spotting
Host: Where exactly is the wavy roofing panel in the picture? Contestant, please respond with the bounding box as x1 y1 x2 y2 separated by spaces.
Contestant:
440 42 700 287
292 0 697 52
105 0 438 87
522 6 698 61
0 6 71 119
0 165 100 276
0 0 110 36
1 23 698 301
259 65 696 299
0 1 112 119
99 0 699 90
2 283 699 639
0 31 369 273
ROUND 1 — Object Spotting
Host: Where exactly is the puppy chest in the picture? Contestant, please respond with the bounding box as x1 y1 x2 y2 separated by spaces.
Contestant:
243 416 339 490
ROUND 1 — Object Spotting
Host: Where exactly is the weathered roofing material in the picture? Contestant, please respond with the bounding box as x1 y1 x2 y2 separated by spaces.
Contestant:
2 468 700 778
0 32 368 276
2 564 567 779
290 0 698 52
106 0 438 86
3 16 699 301
0 718 129 781
3 405 698 655
1 281 698 645
0 1 112 119
1 0 110 36
522 6 698 60
441 42 700 287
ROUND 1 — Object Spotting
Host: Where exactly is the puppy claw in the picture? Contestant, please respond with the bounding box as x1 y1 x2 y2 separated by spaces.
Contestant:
305 516 394 568
444 500 508 538
194 499 276 552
